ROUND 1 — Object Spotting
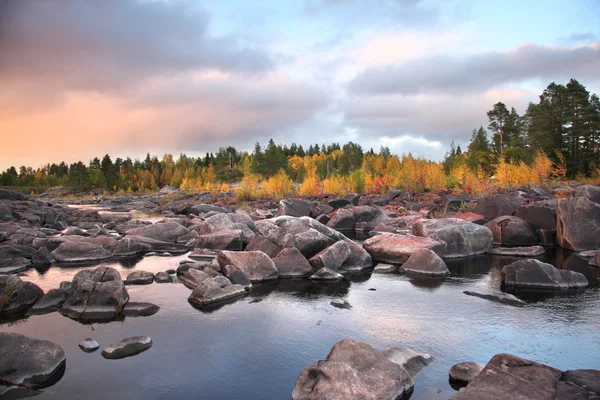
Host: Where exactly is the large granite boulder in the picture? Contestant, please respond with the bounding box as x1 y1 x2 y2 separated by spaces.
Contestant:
32 246 54 265
217 250 279 282
188 276 246 307
60 266 130 320
126 221 189 243
112 237 152 256
278 198 311 217
272 248 315 278
400 248 449 277
451 353 600 399
556 197 600 251
292 340 414 400
485 216 538 246
501 259 588 290
0 189 28 201
326 209 356 231
309 241 351 271
473 195 522 220
221 265 252 290
196 230 243 251
180 269 215 289
574 184 600 204
0 275 44 317
363 233 445 264
412 218 492 258
0 333 65 389
353 206 393 231
52 240 113 263
514 200 557 231
339 239 373 272
196 213 256 245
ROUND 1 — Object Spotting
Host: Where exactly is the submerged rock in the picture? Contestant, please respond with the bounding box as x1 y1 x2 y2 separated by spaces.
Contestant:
0 332 65 388
488 246 545 257
122 302 159 317
449 361 484 386
400 248 449 277
463 291 526 307
292 339 414 400
101 336 153 360
501 259 588 290
79 338 100 353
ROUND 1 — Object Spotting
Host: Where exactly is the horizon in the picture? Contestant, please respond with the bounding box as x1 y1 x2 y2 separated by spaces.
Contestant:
1 0 599 171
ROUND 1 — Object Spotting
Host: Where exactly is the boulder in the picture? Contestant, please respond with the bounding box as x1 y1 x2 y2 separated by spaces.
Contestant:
217 251 279 282
196 230 243 251
310 267 343 280
126 221 189 243
362 234 445 264
413 218 492 258
292 339 414 400
327 197 351 209
198 213 256 245
514 201 557 231
79 338 99 353
574 184 600 203
32 246 54 265
121 302 160 317
188 276 246 307
154 272 173 283
188 204 228 216
245 233 283 258
488 246 545 257
353 206 393 231
473 195 521 220
0 253 31 274
450 353 600 400
463 291 526 307
310 202 334 218
501 259 588 290
485 216 538 246
326 208 356 231
278 198 311 217
272 248 315 278
0 189 28 201
62 226 88 236
309 241 351 271
180 269 214 290
222 264 253 291
339 240 373 272
101 336 153 360
449 362 484 385
0 205 13 221
52 241 113 263
0 333 65 388
125 270 154 285
400 248 449 277
60 266 129 320
556 197 600 251
112 237 151 256
0 275 44 317
29 288 68 313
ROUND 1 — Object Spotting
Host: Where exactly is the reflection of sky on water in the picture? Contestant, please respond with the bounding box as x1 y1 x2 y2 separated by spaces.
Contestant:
2 249 600 399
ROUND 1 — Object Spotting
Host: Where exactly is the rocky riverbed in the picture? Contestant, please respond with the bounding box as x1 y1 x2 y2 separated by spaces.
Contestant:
1 185 599 399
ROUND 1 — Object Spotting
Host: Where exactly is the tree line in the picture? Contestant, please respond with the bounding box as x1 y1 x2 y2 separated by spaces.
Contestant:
1 79 598 195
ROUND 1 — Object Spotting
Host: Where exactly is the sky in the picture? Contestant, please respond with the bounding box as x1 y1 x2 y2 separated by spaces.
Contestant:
1 0 599 170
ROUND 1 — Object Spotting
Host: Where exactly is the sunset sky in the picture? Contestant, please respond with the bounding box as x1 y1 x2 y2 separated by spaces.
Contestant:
1 0 599 170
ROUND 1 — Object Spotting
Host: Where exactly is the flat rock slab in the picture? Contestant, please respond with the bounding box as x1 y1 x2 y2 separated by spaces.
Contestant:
101 336 152 360
488 246 545 257
463 291 526 307
362 233 445 264
501 259 588 290
122 302 160 317
0 332 66 388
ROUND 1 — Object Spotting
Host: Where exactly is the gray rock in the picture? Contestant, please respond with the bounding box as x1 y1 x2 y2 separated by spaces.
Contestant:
101 336 153 359
473 195 522 220
60 266 129 320
327 197 351 209
363 233 445 264
126 221 189 243
326 208 356 231
353 206 393 231
79 338 99 353
292 340 414 400
413 218 492 258
180 269 214 289
590 252 600 267
339 239 373 272
309 241 351 271
0 333 65 388
463 291 526 307
0 254 31 274
32 246 54 265
217 250 279 282
0 189 28 201
29 288 68 313
52 240 113 263
122 302 160 317
485 216 538 246
62 226 88 236
154 271 174 283
125 270 154 285
501 259 589 290
574 184 600 204
272 247 315 278
488 246 545 257
188 276 246 307
400 248 449 277
449 361 484 385
330 299 352 309
381 347 433 378
310 267 343 280
556 196 600 251
222 264 252 291
278 198 311 217
188 204 228 216
112 237 151 256
196 229 243 251
514 201 557 231
0 275 44 317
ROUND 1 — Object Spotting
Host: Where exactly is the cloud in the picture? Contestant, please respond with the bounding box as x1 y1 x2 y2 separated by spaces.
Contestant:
557 32 598 46
348 42 600 96
0 0 272 96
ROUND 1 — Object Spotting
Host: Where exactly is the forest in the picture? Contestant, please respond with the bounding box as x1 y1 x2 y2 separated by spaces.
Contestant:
2 79 599 198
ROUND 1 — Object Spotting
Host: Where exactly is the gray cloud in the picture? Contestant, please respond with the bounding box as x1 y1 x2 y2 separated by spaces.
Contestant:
557 32 598 46
348 42 600 96
0 0 272 94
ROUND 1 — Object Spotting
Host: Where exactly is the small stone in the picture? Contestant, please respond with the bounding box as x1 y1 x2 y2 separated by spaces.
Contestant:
161 252 172 257
101 336 153 360
155 272 173 283
330 299 352 309
79 338 100 353
145 252 158 256
373 263 398 273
